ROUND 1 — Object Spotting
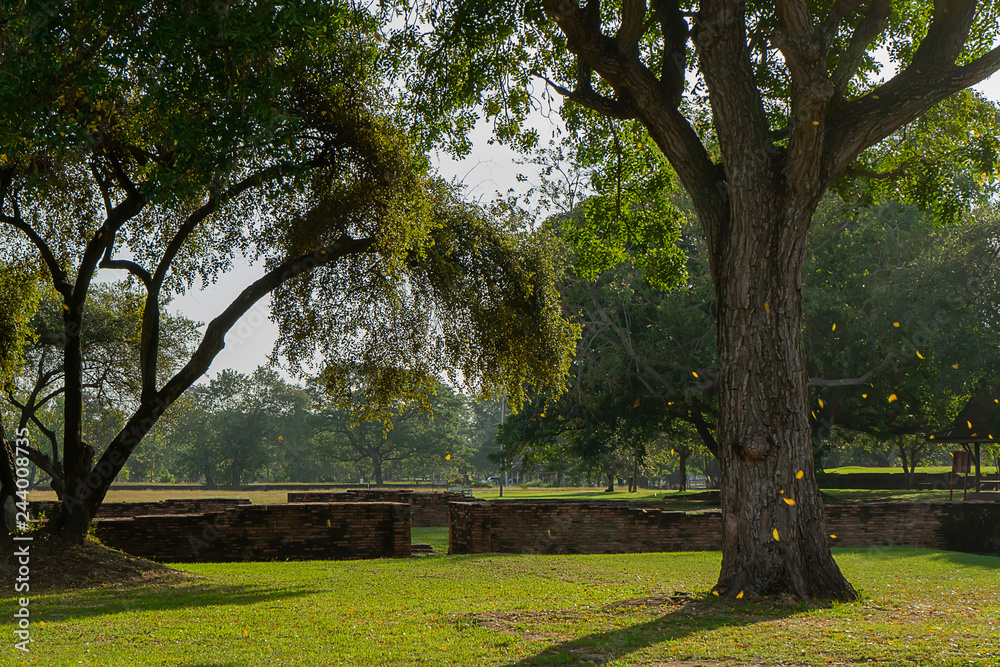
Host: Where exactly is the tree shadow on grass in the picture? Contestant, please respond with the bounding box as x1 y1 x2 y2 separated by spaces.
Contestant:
501 595 810 666
20 581 316 623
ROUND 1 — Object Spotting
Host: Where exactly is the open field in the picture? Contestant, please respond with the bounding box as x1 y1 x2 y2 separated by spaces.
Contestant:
24 485 965 509
3 547 997 665
823 466 955 475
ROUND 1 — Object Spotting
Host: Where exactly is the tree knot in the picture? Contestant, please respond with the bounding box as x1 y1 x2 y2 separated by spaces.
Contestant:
741 431 773 460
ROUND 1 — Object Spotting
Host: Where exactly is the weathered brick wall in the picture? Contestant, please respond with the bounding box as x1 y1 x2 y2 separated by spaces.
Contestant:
94 502 410 563
449 500 1000 557
288 490 467 527
448 501 722 555
30 498 251 521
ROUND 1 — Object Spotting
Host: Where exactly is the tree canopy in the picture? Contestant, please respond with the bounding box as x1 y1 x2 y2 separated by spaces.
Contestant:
0 0 576 542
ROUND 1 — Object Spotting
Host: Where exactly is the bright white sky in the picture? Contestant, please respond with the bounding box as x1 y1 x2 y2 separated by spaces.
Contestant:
167 70 1000 381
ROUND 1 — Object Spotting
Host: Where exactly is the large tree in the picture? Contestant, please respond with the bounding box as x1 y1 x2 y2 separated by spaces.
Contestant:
403 0 1000 599
0 1 575 543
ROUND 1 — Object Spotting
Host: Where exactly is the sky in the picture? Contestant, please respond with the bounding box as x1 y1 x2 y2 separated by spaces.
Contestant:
166 69 1000 382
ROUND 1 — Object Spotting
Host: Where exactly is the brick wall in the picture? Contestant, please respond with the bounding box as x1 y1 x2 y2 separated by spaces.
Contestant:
30 498 252 521
288 490 467 527
449 501 722 555
448 500 1000 557
94 502 410 563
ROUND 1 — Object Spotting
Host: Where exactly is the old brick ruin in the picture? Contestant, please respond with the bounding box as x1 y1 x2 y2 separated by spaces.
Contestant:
93 501 411 563
27 494 1000 563
447 500 1000 557
287 489 469 526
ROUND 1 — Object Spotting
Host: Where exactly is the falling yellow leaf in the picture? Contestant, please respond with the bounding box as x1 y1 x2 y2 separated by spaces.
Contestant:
952 363 959 369
862 393 868 398
893 322 900 327
830 534 837 539
811 411 817 419
712 590 719 596
930 435 936 440
990 434 994 440
818 398 824 409
968 421 973 429
831 323 836 332
784 497 796 506
888 394 898 403
63 304 69 310
796 470 804 479
764 302 770 311
811 120 820 126
772 529 780 541
278 435 283 440
633 398 640 408
445 454 451 461
737 590 745 598
780 489 784 494
692 371 699 378
916 350 924 359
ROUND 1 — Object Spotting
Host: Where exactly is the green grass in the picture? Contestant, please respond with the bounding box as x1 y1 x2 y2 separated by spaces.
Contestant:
412 527 449 554
823 465 954 475
6 548 999 666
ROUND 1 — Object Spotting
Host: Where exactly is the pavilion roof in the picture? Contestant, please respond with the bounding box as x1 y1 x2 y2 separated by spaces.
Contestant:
929 385 1000 444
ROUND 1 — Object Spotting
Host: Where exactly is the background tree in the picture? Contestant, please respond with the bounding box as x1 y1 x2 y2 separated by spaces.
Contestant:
311 379 474 486
400 0 1000 599
0 2 575 542
3 286 198 495
0 261 42 536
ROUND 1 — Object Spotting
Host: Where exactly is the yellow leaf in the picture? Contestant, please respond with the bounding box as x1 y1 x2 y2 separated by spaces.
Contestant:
862 393 868 398
830 534 837 539
952 363 959 369
712 590 719 596
764 302 770 311
692 371 699 378
968 421 973 429
772 529 780 541
784 497 796 506
779 489 784 494
445 454 451 461
893 322 900 327
916 350 924 359
811 121 820 126
831 323 836 332
888 394 898 403
737 590 745 598
811 411 817 419
633 398 640 408
796 470 804 479
278 435 283 440
242 628 249 637
818 398 824 409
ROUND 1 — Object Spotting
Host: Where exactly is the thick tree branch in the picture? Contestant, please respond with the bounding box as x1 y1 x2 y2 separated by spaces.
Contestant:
544 0 724 248
828 0 890 99
0 211 72 300
808 351 896 387
84 235 380 512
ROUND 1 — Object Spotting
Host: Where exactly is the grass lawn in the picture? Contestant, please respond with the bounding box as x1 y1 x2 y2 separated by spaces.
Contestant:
5 547 998 666
823 466 955 475
25 485 970 510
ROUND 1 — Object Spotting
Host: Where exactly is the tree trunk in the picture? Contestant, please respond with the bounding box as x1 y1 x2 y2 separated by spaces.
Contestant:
0 417 20 539
373 459 384 486
604 472 614 492
678 446 689 492
711 199 855 600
